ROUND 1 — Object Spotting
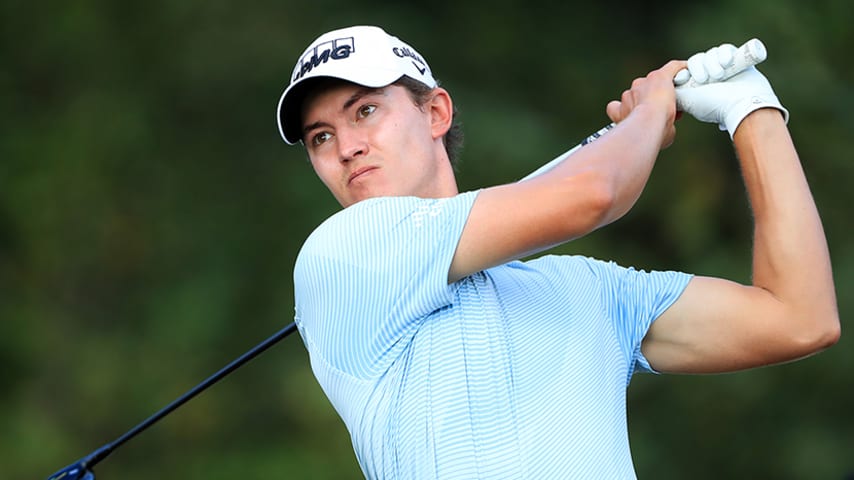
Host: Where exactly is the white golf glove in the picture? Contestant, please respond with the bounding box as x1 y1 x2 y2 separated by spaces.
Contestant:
676 43 789 138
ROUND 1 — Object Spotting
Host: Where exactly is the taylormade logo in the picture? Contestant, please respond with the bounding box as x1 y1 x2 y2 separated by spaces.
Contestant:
293 37 355 82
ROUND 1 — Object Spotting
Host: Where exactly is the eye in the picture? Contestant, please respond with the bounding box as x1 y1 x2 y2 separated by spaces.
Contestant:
357 104 377 119
311 131 332 147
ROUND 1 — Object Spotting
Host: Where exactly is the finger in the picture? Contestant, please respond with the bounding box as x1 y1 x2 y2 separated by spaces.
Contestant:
703 47 726 81
606 100 623 123
660 59 688 78
716 43 737 68
674 69 691 86
661 123 677 150
687 52 709 84
619 89 635 118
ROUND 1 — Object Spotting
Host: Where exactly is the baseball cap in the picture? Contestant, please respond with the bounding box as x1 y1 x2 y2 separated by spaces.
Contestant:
276 25 438 145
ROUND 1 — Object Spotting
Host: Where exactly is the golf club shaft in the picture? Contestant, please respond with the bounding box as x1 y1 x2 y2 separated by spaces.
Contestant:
47 322 298 479
520 38 767 182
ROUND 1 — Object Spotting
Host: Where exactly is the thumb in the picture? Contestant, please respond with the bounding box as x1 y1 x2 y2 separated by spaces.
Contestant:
606 100 623 123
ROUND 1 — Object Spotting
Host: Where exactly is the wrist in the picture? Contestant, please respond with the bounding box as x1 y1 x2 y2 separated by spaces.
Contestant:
630 102 675 147
724 94 789 138
732 107 789 145
631 102 674 129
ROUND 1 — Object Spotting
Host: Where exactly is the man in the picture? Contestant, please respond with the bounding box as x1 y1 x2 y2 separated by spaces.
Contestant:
277 26 839 478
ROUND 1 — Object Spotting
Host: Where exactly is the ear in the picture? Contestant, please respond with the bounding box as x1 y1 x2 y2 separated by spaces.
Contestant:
428 87 454 140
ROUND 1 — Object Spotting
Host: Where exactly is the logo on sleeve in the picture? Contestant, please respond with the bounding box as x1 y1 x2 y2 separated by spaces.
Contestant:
412 199 447 227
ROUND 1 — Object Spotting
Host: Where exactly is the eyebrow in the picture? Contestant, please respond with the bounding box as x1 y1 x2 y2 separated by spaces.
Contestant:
302 87 387 138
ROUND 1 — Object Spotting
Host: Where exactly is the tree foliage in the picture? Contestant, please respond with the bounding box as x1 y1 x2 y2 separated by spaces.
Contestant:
3 0 852 478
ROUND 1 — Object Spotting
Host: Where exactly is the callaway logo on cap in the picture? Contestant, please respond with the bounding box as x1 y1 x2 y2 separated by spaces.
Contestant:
277 25 438 145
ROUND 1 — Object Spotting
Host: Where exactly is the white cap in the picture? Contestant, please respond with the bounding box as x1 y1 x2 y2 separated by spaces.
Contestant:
277 25 438 145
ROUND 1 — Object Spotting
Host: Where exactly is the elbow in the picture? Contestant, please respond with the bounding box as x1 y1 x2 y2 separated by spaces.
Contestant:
544 168 635 240
584 188 616 232
789 311 841 357
538 165 630 238
568 171 620 232
585 169 639 229
818 314 842 349
810 305 841 351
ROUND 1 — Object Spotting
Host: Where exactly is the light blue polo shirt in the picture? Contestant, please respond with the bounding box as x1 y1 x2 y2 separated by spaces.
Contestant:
293 192 692 479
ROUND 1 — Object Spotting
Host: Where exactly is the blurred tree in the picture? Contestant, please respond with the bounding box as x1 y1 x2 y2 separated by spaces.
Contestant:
2 0 851 478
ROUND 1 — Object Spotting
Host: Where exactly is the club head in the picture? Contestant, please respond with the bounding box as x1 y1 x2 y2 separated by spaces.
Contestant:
46 462 95 480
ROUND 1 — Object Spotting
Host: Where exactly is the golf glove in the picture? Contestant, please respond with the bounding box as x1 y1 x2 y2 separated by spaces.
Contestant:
676 44 789 138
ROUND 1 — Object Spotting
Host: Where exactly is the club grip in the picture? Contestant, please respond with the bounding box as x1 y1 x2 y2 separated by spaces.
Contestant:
673 38 767 87
520 38 768 182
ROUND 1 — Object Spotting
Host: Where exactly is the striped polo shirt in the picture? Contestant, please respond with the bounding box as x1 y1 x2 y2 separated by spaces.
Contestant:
293 192 692 479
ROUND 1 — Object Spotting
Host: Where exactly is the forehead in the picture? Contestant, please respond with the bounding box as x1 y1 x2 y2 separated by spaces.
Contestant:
302 79 382 113
300 81 418 128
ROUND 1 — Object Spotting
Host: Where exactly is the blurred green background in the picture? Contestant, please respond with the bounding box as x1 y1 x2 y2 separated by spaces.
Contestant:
2 0 852 478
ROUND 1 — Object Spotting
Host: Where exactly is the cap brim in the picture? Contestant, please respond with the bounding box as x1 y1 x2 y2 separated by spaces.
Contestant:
277 69 408 145
277 79 323 145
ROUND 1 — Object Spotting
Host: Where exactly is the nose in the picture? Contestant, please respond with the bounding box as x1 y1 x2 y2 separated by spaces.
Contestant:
336 128 368 163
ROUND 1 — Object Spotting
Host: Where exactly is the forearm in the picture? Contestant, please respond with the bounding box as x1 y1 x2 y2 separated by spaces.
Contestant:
450 63 682 283
734 109 839 336
538 104 670 227
600 105 671 222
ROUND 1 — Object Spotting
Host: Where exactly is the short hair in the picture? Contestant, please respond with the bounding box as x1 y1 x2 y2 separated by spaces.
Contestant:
393 76 464 167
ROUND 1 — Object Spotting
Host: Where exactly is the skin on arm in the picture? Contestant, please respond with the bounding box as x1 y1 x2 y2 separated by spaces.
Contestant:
448 61 687 283
642 109 840 373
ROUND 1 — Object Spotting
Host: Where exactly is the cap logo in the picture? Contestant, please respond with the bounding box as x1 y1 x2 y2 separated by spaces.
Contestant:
293 36 355 82
392 46 428 75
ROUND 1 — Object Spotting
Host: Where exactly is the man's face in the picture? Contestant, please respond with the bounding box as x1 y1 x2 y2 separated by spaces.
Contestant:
300 82 450 208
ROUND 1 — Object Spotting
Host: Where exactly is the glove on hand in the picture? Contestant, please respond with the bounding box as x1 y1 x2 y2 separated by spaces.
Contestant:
676 43 789 138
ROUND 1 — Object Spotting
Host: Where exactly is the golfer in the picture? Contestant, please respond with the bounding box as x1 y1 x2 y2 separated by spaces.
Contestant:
278 25 839 479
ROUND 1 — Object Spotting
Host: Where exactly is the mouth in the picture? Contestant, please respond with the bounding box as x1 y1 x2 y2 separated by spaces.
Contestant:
348 166 379 185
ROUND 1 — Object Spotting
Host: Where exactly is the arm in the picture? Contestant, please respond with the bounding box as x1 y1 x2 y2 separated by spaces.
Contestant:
642 109 840 374
448 61 686 283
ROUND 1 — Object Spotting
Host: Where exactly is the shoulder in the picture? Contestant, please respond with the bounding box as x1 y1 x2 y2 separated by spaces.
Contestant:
514 255 692 299
297 197 403 259
520 254 614 282
301 193 480 255
295 192 480 279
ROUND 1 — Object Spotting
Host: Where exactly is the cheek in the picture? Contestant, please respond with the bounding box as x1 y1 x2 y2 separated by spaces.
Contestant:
309 157 339 188
381 114 432 154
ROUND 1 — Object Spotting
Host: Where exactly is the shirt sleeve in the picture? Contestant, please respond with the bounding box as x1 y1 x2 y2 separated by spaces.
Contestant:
293 192 479 379
584 258 693 379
